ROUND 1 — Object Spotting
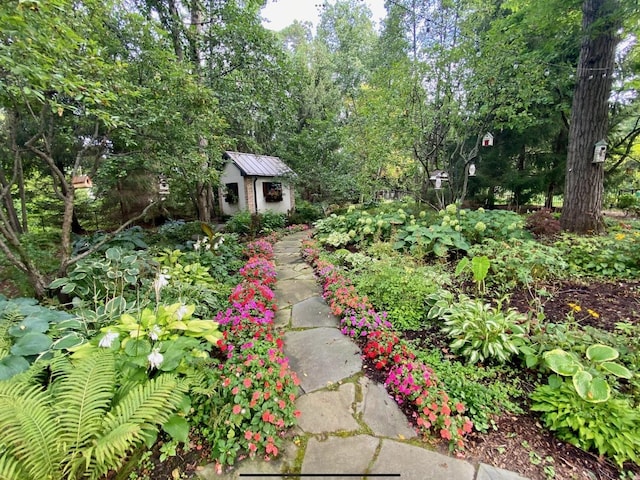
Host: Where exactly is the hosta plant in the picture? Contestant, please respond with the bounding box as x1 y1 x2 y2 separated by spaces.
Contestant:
72 303 221 377
543 344 632 403
440 294 530 364
530 379 640 467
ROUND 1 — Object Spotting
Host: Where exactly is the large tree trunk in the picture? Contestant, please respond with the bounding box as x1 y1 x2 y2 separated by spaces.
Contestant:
560 0 620 233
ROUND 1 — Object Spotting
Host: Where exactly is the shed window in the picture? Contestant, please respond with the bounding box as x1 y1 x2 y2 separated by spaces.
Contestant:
225 182 239 204
263 182 283 202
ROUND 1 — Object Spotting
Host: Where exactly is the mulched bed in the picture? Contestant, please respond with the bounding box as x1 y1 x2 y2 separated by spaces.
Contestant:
359 278 640 480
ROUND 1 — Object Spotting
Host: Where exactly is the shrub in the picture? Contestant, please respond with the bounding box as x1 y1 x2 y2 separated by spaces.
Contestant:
353 260 445 330
225 210 254 236
530 379 640 467
617 194 638 214
468 238 568 291
288 200 324 225
260 210 286 233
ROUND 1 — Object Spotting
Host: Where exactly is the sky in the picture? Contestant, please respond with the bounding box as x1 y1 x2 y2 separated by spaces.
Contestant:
261 0 387 32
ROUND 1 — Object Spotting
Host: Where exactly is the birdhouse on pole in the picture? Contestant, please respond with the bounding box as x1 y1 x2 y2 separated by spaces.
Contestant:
482 133 494 147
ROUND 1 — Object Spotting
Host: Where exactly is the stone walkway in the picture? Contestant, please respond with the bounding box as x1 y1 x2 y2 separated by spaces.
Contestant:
198 231 528 480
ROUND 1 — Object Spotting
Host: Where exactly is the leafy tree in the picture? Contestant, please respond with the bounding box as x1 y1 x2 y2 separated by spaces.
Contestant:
0 1 224 297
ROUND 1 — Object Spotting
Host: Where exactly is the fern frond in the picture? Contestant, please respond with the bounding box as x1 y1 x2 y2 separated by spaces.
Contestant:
0 452 31 480
80 423 144 480
52 350 115 473
103 374 188 432
0 382 59 479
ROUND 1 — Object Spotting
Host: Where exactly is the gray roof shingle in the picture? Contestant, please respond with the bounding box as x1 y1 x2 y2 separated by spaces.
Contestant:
224 151 294 177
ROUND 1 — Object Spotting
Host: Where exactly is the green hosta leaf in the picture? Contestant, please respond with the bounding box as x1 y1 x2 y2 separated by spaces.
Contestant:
60 282 76 294
573 370 610 403
123 338 151 357
163 415 190 443
0 355 30 380
105 247 121 261
544 349 581 376
586 344 619 363
548 374 563 389
10 332 52 356
8 317 49 337
51 332 85 350
600 361 633 379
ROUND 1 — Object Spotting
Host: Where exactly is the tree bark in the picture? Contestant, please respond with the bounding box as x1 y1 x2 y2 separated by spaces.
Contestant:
560 0 620 233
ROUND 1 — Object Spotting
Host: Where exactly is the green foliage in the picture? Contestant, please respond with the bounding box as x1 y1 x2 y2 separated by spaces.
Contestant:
543 345 632 403
0 350 188 480
72 227 149 256
260 211 286 233
49 248 154 306
554 232 640 278
72 303 221 378
0 296 85 380
353 260 446 330
314 204 531 260
145 221 203 249
225 211 285 238
455 256 490 294
288 200 324 225
468 238 568 291
530 380 640 467
439 294 530 364
412 348 523 433
617 194 639 214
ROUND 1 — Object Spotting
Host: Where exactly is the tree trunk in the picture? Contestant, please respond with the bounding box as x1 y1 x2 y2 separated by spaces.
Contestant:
560 0 620 233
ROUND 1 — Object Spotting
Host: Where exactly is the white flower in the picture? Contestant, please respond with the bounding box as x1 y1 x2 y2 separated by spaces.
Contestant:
99 332 119 348
193 240 201 251
175 304 188 320
148 348 164 369
153 272 170 301
153 273 169 291
149 324 162 341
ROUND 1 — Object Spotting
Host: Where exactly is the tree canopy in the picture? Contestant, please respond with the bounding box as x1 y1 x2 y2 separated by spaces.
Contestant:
0 0 639 295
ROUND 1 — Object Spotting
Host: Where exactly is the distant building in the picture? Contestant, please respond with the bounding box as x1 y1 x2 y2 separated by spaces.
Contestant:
219 151 295 216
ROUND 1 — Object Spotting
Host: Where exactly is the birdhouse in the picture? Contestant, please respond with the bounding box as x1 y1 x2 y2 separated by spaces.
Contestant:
430 170 448 190
158 175 170 198
71 175 92 189
482 132 494 147
468 163 476 177
592 140 607 164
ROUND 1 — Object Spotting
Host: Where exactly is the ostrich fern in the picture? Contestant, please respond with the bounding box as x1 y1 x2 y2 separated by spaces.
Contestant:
0 350 188 480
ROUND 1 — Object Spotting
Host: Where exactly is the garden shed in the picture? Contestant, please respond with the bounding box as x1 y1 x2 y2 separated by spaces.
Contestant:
219 151 295 216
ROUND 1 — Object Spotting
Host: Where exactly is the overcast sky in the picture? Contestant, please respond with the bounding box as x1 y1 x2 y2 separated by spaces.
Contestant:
261 0 387 32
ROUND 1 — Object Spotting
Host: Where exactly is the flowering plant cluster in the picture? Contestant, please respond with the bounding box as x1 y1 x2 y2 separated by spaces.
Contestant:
385 361 473 449
302 238 473 452
204 235 301 471
244 238 275 261
239 256 278 286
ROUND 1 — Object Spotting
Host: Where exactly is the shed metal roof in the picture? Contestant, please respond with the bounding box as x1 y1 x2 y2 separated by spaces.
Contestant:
224 151 294 177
